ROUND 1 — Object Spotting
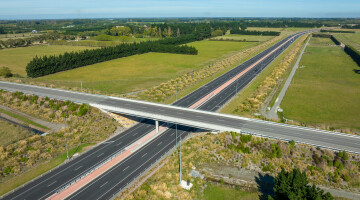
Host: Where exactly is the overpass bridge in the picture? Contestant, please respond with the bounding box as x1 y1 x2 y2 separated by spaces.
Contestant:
1 80 359 154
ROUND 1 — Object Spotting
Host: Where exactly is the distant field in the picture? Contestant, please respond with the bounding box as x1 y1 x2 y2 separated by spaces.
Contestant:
50 37 159 47
34 40 258 94
334 32 360 50
0 33 39 41
247 27 311 34
281 37 360 131
0 45 96 76
213 34 275 42
0 119 33 146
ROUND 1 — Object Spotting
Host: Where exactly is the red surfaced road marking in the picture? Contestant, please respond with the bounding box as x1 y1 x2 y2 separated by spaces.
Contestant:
189 34 299 109
47 126 167 200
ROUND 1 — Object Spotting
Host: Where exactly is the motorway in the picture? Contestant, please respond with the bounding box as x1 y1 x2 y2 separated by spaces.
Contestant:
2 29 356 200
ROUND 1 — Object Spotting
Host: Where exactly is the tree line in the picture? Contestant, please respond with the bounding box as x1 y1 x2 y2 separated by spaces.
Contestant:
230 29 280 36
0 32 73 49
320 29 355 33
344 44 360 66
26 35 200 78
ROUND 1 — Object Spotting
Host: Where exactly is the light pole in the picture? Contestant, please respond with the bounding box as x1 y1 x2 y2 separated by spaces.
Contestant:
64 115 69 161
179 128 182 185
65 135 69 160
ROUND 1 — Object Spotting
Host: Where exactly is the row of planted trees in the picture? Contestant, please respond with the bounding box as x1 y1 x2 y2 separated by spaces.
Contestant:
26 34 200 78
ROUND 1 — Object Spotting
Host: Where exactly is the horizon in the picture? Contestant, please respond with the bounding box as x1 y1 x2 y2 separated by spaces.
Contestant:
0 0 359 20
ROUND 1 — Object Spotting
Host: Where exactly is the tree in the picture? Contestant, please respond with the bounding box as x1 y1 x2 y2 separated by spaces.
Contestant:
177 28 180 37
0 27 5 34
240 23 247 30
270 168 333 200
211 30 223 37
0 66 13 78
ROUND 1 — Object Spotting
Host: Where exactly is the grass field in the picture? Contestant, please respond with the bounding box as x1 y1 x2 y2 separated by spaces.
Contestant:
334 32 360 50
213 34 275 42
0 143 94 196
34 40 258 94
0 33 39 41
198 184 259 200
0 119 33 146
0 45 96 76
281 37 360 131
49 37 159 47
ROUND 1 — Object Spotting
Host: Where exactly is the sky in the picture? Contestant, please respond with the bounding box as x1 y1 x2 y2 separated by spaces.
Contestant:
0 0 359 20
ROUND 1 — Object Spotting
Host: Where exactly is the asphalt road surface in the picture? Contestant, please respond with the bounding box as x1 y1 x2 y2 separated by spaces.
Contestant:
4 30 354 200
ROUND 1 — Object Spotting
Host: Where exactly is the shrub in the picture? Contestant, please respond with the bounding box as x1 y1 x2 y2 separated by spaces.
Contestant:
240 134 252 143
0 66 13 78
269 143 282 158
289 140 295 149
77 103 89 116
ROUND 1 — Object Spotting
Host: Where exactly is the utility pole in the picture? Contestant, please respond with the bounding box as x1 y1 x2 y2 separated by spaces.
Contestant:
65 135 69 160
179 128 182 185
64 116 69 161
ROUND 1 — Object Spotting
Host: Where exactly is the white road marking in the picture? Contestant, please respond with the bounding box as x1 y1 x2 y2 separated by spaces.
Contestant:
141 153 147 158
74 166 82 171
97 153 104 157
100 181 108 188
116 142 122 146
47 181 57 187
123 166 130 171
157 142 162 146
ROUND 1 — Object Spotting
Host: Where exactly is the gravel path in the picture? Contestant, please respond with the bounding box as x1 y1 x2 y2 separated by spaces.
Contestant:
266 35 311 120
0 104 67 133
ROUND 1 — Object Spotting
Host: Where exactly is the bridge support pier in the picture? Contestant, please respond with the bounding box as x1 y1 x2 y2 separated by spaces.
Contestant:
155 120 159 133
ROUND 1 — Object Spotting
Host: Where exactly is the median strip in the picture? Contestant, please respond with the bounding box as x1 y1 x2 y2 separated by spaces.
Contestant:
46 125 168 200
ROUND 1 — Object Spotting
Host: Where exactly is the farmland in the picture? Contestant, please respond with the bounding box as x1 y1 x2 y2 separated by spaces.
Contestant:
213 34 275 42
334 32 360 50
33 40 259 94
0 45 96 76
0 33 39 41
281 37 360 131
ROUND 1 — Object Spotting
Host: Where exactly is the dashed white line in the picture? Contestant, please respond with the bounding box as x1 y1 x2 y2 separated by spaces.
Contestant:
97 153 104 157
47 181 57 187
116 142 122 146
157 141 162 146
74 166 82 171
141 153 147 158
123 166 130 171
99 181 108 188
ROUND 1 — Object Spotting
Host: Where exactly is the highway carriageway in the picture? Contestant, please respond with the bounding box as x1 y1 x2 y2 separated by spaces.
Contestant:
1 80 359 155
